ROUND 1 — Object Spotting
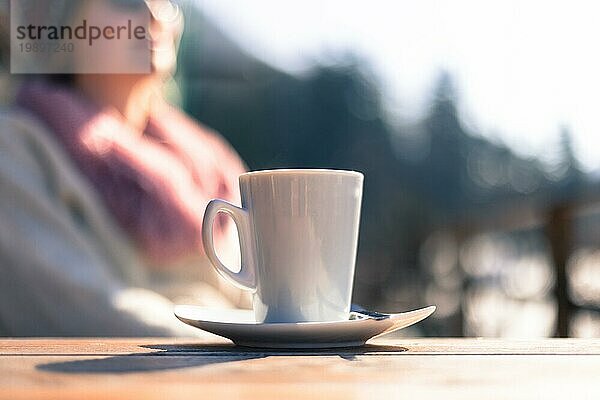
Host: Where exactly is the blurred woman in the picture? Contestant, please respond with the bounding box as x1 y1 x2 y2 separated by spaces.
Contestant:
0 0 248 336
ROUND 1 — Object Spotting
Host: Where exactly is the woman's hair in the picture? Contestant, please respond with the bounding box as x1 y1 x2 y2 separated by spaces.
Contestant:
0 1 9 70
0 0 84 85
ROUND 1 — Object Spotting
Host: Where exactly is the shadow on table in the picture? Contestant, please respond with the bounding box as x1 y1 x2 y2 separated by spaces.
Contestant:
37 342 406 374
37 353 260 374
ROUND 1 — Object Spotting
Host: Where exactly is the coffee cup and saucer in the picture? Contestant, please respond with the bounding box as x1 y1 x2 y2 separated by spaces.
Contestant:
174 169 435 348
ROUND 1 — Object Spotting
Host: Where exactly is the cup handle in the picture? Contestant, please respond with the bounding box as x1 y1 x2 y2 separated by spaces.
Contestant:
202 199 256 291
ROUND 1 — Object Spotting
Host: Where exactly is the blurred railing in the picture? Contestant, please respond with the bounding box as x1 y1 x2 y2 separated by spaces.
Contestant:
453 184 600 337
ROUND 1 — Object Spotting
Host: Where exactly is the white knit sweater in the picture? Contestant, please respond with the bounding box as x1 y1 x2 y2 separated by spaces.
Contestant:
0 109 247 336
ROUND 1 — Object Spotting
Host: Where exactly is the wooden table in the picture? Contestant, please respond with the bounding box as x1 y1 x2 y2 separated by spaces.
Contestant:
2 337 600 399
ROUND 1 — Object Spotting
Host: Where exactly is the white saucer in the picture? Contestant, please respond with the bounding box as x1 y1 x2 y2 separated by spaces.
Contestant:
174 305 436 348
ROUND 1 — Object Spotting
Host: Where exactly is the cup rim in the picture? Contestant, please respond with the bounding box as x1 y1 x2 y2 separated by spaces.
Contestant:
240 168 363 179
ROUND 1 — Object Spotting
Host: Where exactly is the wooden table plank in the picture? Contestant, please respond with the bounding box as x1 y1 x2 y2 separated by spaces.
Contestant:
1 338 600 400
2 338 600 355
2 354 600 400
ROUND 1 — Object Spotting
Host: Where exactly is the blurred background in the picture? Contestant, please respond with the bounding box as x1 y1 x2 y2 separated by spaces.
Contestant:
2 0 599 337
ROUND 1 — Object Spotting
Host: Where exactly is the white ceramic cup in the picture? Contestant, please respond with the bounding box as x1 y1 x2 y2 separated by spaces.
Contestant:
202 169 363 323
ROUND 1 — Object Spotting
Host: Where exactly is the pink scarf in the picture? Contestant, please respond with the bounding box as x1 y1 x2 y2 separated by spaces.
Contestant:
17 81 245 265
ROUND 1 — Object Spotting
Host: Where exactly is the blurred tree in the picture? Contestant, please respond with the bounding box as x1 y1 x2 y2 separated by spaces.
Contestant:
554 127 584 197
422 72 466 214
